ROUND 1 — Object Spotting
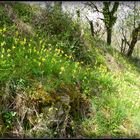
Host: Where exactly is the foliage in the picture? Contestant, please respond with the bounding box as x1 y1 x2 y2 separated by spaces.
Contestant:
103 2 119 30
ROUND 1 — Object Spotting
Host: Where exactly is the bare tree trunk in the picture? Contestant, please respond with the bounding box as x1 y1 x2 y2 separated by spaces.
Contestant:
127 44 135 57
89 21 94 36
86 16 95 37
127 24 140 57
123 39 127 53
121 39 124 53
107 27 112 45
103 2 119 45
127 38 138 57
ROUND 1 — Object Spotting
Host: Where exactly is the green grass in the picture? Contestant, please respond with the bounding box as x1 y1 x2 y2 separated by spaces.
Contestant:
81 49 140 138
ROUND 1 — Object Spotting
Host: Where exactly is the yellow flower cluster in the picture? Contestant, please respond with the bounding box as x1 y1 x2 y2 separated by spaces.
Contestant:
59 66 65 75
0 27 87 88
1 41 6 47
1 47 11 58
0 27 7 37
20 38 27 45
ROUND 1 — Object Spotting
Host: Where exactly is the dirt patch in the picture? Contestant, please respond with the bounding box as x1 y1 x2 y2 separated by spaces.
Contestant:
3 3 34 36
105 53 124 72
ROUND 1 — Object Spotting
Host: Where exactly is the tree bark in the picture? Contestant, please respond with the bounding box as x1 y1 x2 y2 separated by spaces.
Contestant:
107 27 112 45
86 16 94 37
89 20 94 37
103 2 119 46
127 44 135 57
127 37 138 57
127 24 140 57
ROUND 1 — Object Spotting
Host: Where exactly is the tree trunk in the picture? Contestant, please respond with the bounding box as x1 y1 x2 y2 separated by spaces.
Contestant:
127 44 135 57
121 39 124 53
107 27 112 45
89 20 94 37
86 16 94 37
127 38 137 57
127 24 140 57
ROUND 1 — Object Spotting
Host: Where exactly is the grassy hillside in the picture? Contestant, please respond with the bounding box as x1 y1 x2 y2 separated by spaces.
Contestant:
0 2 140 138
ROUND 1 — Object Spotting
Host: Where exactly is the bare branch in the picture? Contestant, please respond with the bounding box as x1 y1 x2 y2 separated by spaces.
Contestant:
111 2 119 14
85 15 91 22
84 2 103 13
120 27 130 46
97 17 104 21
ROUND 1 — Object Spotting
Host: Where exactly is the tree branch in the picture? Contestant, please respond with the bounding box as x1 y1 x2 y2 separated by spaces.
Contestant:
85 16 91 22
85 2 103 13
120 27 130 46
111 2 119 14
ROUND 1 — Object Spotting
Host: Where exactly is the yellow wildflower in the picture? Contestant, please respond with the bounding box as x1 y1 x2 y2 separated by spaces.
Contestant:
40 40 43 44
57 49 61 54
29 49 32 53
48 107 53 112
2 48 5 53
1 41 6 47
33 48 36 52
3 27 6 32
33 59 37 62
77 62 80 65
69 55 72 59
1 54 4 58
41 58 45 62
7 54 11 57
42 45 45 49
60 67 65 72
48 48 52 51
73 69 76 74
38 62 41 66
61 50 64 54
7 49 11 53
20 41 24 45
12 46 16 49
24 38 26 44
14 38 18 44
16 31 18 36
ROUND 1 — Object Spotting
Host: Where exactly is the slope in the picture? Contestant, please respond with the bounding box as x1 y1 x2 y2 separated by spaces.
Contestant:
0 2 140 138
